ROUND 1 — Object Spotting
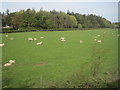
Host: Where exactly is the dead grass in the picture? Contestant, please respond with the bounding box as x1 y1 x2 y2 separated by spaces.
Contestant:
36 62 48 66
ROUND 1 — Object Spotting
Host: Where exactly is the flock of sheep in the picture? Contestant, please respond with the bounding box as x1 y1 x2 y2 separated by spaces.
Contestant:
1 35 15 67
4 60 16 67
0 35 14 47
28 37 44 45
1 32 119 67
94 35 102 43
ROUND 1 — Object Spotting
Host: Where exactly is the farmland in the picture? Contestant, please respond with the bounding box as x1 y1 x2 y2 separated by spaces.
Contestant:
2 28 118 88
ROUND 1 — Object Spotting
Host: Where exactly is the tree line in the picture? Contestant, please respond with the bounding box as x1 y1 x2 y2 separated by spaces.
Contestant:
1 8 117 30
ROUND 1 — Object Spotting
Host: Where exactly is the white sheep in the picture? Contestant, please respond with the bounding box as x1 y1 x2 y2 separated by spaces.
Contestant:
6 35 8 37
40 37 44 39
9 60 16 64
36 42 43 45
97 35 100 37
0 43 5 47
60 37 65 40
4 63 12 67
11 38 14 40
28 38 33 41
80 40 83 43
97 40 102 43
61 39 66 42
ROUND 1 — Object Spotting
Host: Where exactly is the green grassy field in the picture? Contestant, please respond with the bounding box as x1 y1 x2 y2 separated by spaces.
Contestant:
2 28 118 88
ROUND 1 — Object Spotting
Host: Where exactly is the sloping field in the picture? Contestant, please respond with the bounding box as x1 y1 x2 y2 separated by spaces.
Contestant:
2 28 118 88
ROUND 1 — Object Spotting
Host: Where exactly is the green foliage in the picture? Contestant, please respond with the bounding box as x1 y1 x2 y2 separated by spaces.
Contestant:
78 24 82 29
69 16 78 28
1 9 115 31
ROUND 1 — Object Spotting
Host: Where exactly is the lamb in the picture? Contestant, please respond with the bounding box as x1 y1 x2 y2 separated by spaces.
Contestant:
36 42 43 45
40 37 44 39
6 35 8 37
11 38 14 40
61 39 66 42
4 63 12 67
80 40 83 43
97 40 102 43
0 43 5 47
28 38 33 41
60 37 65 40
4 60 16 67
60 37 66 42
9 60 16 64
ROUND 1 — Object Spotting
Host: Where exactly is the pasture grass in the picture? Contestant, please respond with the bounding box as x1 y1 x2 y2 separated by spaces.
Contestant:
2 28 118 88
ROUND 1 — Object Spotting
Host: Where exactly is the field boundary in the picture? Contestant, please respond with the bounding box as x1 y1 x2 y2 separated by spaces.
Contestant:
1 28 115 33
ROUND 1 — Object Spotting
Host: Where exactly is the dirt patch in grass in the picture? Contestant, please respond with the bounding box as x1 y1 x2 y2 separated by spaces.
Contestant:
36 62 48 66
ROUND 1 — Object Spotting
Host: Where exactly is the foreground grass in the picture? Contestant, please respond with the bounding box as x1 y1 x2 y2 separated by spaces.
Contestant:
2 28 118 88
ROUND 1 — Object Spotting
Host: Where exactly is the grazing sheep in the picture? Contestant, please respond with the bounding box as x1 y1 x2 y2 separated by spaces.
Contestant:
60 37 66 42
112 33 114 34
9 60 16 64
104 32 106 33
28 38 33 41
6 35 8 37
97 40 102 43
0 43 5 47
60 37 65 40
11 38 14 40
4 63 12 67
34 38 37 41
40 37 44 39
36 42 43 45
61 39 66 42
80 40 83 43
97 35 100 37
